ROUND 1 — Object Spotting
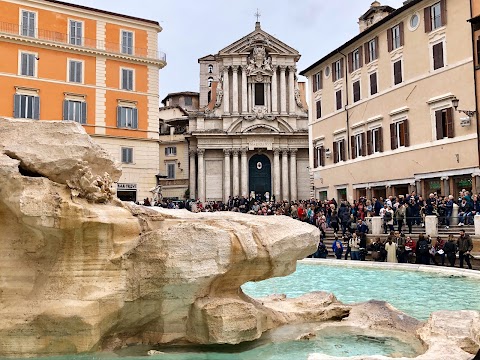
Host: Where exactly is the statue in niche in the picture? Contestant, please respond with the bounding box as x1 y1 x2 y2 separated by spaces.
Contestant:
213 77 223 109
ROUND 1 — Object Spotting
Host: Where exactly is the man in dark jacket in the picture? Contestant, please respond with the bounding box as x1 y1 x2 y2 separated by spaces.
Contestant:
443 235 457 267
338 203 350 236
457 230 473 269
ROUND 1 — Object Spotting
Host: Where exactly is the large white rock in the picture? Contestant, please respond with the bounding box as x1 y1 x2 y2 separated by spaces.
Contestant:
0 118 321 356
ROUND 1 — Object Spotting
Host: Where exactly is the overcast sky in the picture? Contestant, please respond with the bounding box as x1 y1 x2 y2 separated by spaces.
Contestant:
68 0 406 99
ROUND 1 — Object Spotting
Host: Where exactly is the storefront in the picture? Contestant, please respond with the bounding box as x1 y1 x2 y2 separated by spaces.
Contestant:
117 183 137 202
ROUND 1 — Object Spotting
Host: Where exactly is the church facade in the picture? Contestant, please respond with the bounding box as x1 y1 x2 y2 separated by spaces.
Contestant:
188 22 310 202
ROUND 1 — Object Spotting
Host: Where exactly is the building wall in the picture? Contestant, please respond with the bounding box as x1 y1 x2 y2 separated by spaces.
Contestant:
0 0 165 200
304 0 477 201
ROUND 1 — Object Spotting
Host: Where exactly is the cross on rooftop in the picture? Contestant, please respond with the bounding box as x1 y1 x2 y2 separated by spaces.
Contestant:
255 9 261 22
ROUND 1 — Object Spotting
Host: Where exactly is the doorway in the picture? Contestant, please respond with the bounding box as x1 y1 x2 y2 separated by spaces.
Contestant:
249 154 272 198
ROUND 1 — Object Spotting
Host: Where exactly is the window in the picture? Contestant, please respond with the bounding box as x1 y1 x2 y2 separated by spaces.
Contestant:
335 90 342 110
351 133 366 159
365 37 378 63
435 108 454 139
208 64 213 73
184 96 192 106
121 30 134 55
390 120 409 150
121 68 134 90
254 83 265 106
20 52 35 76
165 146 177 156
121 147 133 164
207 90 212 104
208 77 213 87
63 100 86 124
388 23 404 51
432 42 444 70
349 48 362 72
314 145 325 167
117 106 138 129
313 71 322 92
14 94 40 119
367 127 383 154
315 100 322 119
332 59 343 82
431 2 442 30
370 72 378 95
69 20 83 45
393 60 403 85
333 139 346 163
425 1 446 32
353 80 361 103
167 163 175 179
21 10 36 37
68 60 83 83
410 14 420 29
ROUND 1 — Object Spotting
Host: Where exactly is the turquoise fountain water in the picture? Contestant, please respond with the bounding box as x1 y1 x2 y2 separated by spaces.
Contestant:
9 263 480 360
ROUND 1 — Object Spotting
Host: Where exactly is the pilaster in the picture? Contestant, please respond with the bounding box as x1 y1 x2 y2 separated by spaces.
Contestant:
197 149 205 202
273 148 281 201
232 149 240 197
289 148 298 201
241 148 248 197
223 66 230 115
232 66 239 115
224 149 231 202
282 149 289 201
189 150 197 200
279 66 287 115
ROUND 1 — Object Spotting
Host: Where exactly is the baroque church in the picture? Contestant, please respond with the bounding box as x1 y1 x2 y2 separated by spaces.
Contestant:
188 21 310 202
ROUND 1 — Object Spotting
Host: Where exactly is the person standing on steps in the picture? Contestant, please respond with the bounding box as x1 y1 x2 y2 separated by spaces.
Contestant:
443 234 457 267
332 236 343 260
457 229 473 269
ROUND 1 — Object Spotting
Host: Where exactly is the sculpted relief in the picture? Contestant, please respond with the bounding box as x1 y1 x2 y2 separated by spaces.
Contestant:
246 46 274 77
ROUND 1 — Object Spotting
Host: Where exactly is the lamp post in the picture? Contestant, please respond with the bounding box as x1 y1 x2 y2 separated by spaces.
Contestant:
452 96 477 117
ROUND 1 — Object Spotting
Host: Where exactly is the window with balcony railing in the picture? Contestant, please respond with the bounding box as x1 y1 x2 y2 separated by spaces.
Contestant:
21 10 36 38
69 20 83 46
121 30 134 55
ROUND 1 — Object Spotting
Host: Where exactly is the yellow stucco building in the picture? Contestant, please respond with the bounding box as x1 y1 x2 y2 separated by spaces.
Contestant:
301 0 478 201
0 0 166 202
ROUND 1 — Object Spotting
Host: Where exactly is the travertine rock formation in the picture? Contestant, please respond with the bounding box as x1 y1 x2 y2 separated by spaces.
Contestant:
0 118 321 357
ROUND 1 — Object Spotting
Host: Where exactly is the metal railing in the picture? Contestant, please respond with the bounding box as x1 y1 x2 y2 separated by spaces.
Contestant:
0 21 166 62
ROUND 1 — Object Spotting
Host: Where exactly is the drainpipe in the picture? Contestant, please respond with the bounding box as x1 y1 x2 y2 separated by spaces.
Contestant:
469 1 480 169
338 50 350 159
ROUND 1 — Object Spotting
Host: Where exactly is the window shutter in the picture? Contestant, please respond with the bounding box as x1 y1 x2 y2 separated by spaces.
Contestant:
341 139 346 161
319 71 323 90
332 62 336 82
21 53 27 75
351 135 356 159
477 37 480 66
29 55 35 76
394 61 402 85
81 102 87 124
129 70 133 90
446 108 454 138
333 142 338 164
390 123 397 150
374 36 379 59
367 130 373 155
433 42 444 70
364 42 370 64
122 69 127 89
387 28 393 52
370 72 378 95
63 100 69 120
316 100 321 119
33 96 40 120
313 75 317 92
77 62 82 83
314 146 318 167
378 127 384 152
340 58 344 78
403 120 410 147
132 108 138 129
336 90 342 110
29 13 35 37
440 0 447 26
348 52 353 73
14 94 21 118
320 147 325 166
399 22 405 47
359 46 363 68
435 110 443 139
424 7 432 33
116 106 121 127
361 132 367 156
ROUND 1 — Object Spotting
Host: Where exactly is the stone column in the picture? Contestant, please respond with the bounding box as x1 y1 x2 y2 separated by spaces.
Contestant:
271 66 278 114
241 65 248 114
288 66 296 115
241 148 248 197
223 66 230 115
475 215 480 236
197 149 205 202
223 149 231 202
289 148 298 201
371 217 383 235
279 66 287 115
189 150 196 200
281 149 289 201
232 66 239 114
441 177 449 197
273 148 281 201
425 215 438 237
232 149 240 197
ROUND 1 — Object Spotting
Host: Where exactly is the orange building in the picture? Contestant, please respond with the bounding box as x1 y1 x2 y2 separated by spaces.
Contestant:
0 0 166 202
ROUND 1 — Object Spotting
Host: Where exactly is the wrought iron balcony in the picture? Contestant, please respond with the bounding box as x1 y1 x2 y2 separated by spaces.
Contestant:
0 21 166 62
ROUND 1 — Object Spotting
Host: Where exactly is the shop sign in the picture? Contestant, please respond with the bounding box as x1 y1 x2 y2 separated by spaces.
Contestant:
117 183 137 190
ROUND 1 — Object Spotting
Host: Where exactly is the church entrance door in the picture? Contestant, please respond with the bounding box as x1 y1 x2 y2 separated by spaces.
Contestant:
249 154 271 198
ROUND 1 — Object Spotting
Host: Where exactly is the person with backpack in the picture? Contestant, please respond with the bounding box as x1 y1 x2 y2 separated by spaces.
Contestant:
457 229 473 269
315 239 329 259
383 206 394 234
416 233 430 265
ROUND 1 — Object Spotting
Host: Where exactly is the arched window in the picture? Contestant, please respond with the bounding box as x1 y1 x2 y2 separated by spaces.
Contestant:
207 77 213 87
208 64 213 73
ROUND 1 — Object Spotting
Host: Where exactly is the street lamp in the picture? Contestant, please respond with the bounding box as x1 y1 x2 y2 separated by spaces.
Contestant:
451 96 476 118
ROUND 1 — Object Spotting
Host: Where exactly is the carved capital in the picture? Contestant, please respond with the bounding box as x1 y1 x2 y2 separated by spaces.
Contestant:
241 148 248 156
197 148 205 156
271 65 278 72
273 148 281 156
289 65 297 73
281 149 289 156
189 149 197 157
232 149 240 156
289 148 298 156
231 65 239 73
279 65 288 72
223 149 232 156
222 66 230 73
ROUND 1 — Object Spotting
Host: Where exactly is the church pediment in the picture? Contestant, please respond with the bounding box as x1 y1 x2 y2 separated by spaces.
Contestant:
218 23 300 59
